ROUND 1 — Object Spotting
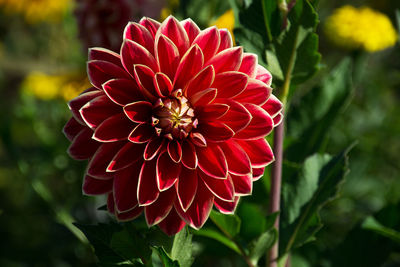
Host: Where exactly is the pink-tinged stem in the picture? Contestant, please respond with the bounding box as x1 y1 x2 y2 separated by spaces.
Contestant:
267 117 284 267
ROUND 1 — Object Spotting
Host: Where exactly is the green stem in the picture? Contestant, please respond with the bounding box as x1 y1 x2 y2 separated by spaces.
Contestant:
210 216 255 267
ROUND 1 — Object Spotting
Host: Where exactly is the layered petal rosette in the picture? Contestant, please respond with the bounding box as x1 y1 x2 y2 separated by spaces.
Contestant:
64 16 283 235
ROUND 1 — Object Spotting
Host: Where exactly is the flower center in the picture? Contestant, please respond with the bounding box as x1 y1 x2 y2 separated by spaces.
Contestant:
152 89 197 140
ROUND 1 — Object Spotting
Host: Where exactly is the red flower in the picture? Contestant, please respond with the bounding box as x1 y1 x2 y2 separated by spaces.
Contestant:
64 16 283 235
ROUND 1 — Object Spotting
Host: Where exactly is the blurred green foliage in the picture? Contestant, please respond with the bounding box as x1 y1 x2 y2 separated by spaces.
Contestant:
0 0 399 266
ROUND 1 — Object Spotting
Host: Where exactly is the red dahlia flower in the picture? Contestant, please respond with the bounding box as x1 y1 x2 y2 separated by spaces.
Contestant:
64 16 283 235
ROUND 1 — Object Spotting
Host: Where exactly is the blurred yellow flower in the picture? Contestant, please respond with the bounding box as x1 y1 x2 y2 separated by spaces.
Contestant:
22 72 89 101
324 5 398 52
211 9 235 38
0 0 71 23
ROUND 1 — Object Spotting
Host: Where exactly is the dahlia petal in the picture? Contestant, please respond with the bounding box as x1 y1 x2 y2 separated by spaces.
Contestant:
218 100 252 133
185 65 214 98
181 140 198 169
255 65 272 86
207 47 243 73
176 167 198 211
159 16 189 56
213 71 248 99
124 101 152 123
158 208 186 236
87 60 130 89
87 142 125 179
198 103 229 120
113 162 141 212
230 173 252 195
137 159 160 206
79 95 121 129
190 132 207 147
252 167 265 181
238 53 258 78
63 117 84 141
107 193 115 213
198 121 234 142
93 113 134 142
103 78 144 106
167 140 182 163
82 175 113 196
145 188 175 226
273 113 283 126
123 22 155 54
156 151 181 191
155 34 180 81
199 172 235 201
68 90 103 124
128 123 155 143
121 39 158 75
217 29 233 52
116 206 144 221
234 104 274 140
193 26 220 63
134 64 158 101
68 128 100 160
261 94 284 118
181 18 201 44
190 88 217 107
219 139 252 175
175 180 214 229
214 196 240 214
234 78 272 106
144 137 165 161
89 47 122 67
107 142 146 172
174 45 204 90
154 72 173 97
196 143 228 179
139 17 161 37
236 139 274 167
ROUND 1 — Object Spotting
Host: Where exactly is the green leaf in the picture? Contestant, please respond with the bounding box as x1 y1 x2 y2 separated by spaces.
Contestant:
74 223 152 266
152 247 180 267
265 212 280 230
286 58 353 162
171 228 194 267
249 228 278 265
280 144 354 253
194 228 241 254
210 210 241 237
362 216 400 244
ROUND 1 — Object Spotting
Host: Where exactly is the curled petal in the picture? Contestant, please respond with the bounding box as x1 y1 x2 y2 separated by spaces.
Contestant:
213 71 248 99
79 95 121 129
197 121 234 142
236 139 274 168
185 65 214 98
193 26 220 63
123 22 154 54
63 117 85 141
139 17 161 37
116 206 144 221
190 88 217 107
158 208 186 236
128 123 155 144
159 16 190 56
89 47 122 67
87 60 129 89
93 113 134 142
137 159 159 206
156 151 181 191
68 128 100 160
234 79 272 106
87 142 125 179
176 167 198 211
261 94 284 118
273 112 283 126
190 132 207 147
198 103 229 120
144 137 165 161
231 173 252 196
234 103 274 140
154 72 173 97
113 162 142 212
218 29 233 52
214 196 240 214
252 167 265 181
83 175 113 196
207 47 243 74
200 172 235 201
103 78 144 106
196 143 228 179
68 90 103 124
181 18 201 44
155 34 180 81
256 65 272 86
238 53 258 78
107 142 145 172
219 140 251 175
134 64 158 101
145 188 175 226
174 44 204 90
218 100 252 133
168 140 182 163
121 39 158 75
124 101 152 123
181 140 197 169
